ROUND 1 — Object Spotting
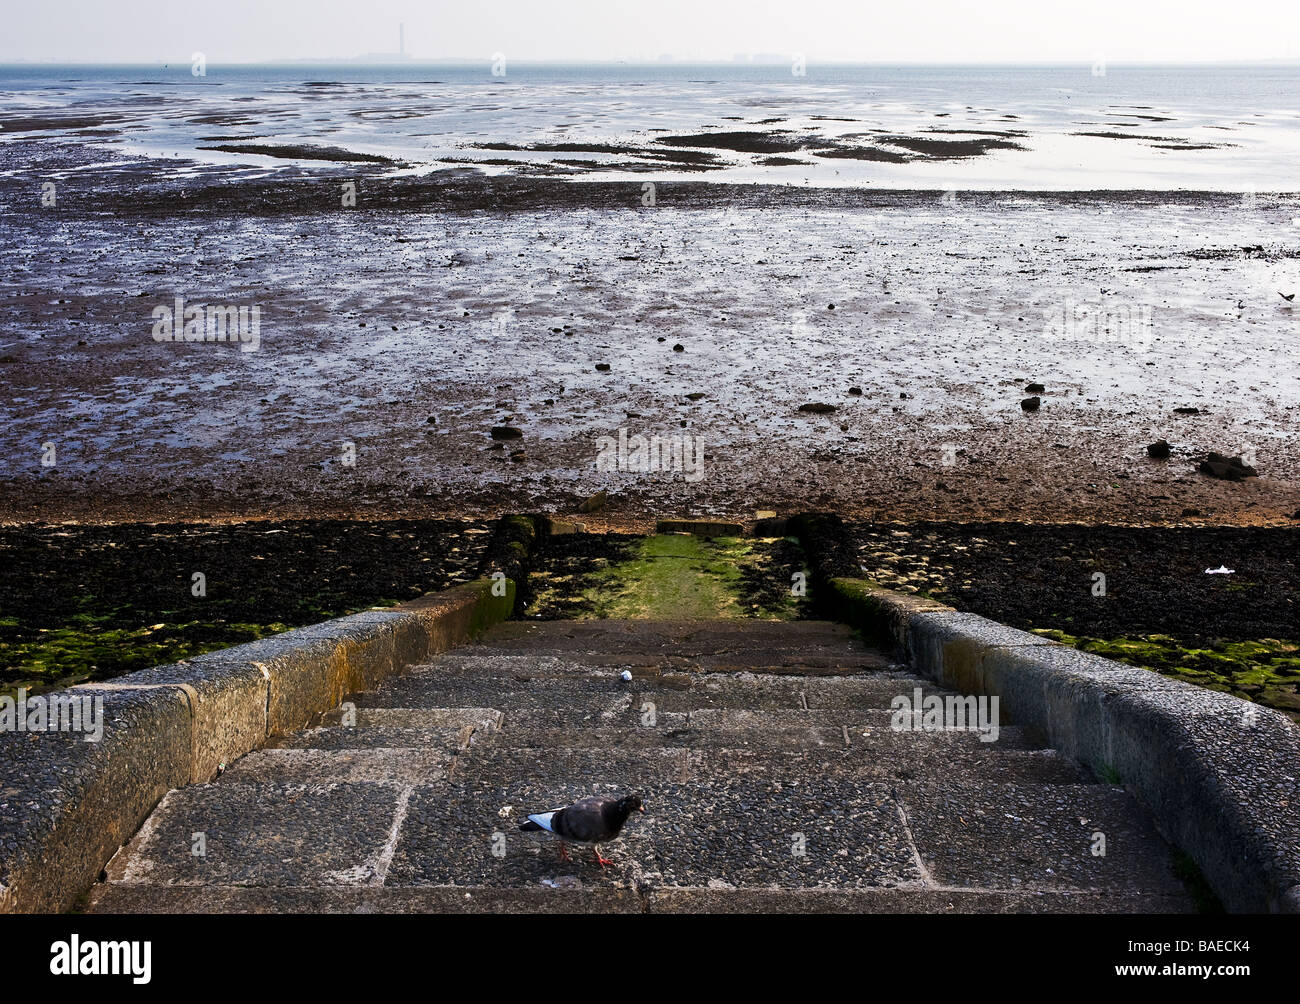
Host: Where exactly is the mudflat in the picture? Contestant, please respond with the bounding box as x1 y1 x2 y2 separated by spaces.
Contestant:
2 146 1298 526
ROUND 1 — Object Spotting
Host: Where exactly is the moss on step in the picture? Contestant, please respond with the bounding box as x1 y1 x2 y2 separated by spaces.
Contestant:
1031 628 1300 721
560 535 805 621
0 613 295 699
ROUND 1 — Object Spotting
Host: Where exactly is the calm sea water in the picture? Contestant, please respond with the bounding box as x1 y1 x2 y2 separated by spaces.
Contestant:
3 62 1299 189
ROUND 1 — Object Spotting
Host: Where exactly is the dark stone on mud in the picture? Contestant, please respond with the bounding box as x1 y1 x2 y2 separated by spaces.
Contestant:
1025 382 1046 394
1174 407 1201 415
1198 452 1258 481
1020 396 1041 412
672 343 684 352
595 363 611 371
798 403 837 414
848 387 863 396
685 392 706 401
1147 439 1172 459
577 491 608 514
1290 510 1300 520
1182 508 1202 516
490 426 524 440
510 450 526 462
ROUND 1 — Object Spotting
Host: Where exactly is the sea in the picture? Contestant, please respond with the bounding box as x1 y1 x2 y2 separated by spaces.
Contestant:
1 60 1298 190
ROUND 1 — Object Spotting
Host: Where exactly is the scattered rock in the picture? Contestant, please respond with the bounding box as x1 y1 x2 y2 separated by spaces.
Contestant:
672 343 684 352
1025 382 1046 394
1198 452 1258 480
509 450 526 462
1020 396 1041 412
1173 407 1201 415
798 402 837 414
1147 439 1171 459
1182 507 1202 517
490 426 523 440
848 386 863 396
595 363 611 371
686 392 706 401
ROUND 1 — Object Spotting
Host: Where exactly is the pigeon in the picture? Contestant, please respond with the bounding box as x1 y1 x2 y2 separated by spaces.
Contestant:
519 793 644 868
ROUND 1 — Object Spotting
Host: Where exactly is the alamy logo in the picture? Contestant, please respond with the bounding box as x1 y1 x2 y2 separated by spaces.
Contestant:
1042 299 1153 350
49 936 151 984
890 687 1000 743
0 688 103 743
595 428 705 482
151 297 261 352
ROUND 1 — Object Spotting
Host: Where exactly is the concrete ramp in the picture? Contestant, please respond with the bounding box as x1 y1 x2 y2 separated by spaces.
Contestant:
89 620 1194 913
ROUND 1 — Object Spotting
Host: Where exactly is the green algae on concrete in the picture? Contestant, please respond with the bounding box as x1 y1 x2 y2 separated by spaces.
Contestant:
1031 628 1300 721
0 612 295 699
569 535 804 621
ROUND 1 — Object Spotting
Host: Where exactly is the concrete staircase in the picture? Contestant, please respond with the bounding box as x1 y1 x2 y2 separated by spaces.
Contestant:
88 620 1195 913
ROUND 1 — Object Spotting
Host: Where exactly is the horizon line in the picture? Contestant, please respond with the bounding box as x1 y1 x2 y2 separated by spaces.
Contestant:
4 56 1300 68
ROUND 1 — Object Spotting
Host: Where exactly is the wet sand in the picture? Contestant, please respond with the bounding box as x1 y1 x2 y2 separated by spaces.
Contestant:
1 148 1298 527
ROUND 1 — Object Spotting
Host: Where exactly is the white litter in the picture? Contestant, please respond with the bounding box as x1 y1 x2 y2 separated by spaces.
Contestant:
1205 565 1235 575
620 670 633 682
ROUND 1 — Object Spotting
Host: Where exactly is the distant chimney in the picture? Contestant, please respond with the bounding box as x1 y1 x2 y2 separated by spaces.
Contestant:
399 23 405 55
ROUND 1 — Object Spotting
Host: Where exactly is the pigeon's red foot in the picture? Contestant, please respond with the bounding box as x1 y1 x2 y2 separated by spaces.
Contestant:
557 843 570 862
593 847 615 869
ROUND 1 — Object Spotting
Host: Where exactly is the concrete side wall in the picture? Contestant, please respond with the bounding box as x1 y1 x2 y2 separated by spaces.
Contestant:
825 577 1300 914
0 578 515 914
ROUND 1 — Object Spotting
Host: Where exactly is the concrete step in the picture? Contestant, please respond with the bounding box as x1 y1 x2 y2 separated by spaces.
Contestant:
89 884 644 914
95 774 1189 907
271 707 500 752
437 649 895 676
222 748 455 785
481 619 864 648
474 620 886 672
383 779 1188 900
450 744 1089 788
102 781 410 888
642 887 1193 914
893 779 1192 899
406 652 901 681
85 883 1191 915
384 778 920 889
277 710 1046 758
480 721 1046 753
410 662 939 709
355 673 944 715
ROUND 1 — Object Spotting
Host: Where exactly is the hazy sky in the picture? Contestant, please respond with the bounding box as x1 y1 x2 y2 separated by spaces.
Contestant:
3 0 1298 64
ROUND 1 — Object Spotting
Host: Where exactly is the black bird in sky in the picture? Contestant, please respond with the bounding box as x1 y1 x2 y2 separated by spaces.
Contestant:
519 793 644 867
1279 292 1295 302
